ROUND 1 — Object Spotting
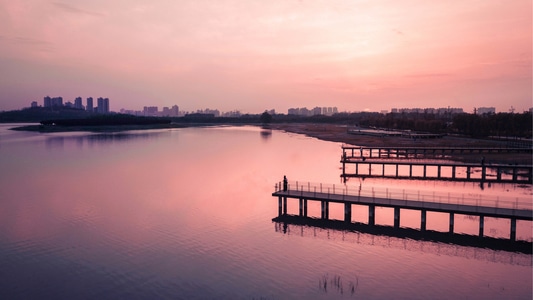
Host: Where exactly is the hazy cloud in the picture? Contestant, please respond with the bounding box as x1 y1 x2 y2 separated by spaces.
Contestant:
0 35 54 51
404 73 453 78
52 2 104 17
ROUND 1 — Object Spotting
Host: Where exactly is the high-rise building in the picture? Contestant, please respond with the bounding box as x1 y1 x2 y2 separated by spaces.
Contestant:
44 96 51 107
74 97 83 109
97 97 110 113
43 96 63 107
143 106 158 116
86 97 93 112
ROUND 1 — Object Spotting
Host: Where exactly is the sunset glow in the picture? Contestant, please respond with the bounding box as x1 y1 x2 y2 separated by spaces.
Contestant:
0 0 531 113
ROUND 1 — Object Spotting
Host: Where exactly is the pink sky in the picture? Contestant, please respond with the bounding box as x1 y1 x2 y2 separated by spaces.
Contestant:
0 0 531 114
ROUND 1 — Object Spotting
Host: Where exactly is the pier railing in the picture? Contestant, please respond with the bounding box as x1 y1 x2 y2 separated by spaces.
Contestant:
275 180 532 212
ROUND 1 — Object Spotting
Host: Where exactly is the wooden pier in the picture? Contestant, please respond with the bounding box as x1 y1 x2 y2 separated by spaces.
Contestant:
272 180 532 241
342 145 532 159
341 146 533 184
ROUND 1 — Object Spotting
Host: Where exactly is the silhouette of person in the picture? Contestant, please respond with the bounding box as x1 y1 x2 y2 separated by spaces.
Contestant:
283 175 288 191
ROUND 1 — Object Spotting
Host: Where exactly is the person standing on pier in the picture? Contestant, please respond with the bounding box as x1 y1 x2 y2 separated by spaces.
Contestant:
283 176 288 191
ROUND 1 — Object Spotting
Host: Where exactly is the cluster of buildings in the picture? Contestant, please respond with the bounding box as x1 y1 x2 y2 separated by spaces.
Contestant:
118 107 276 118
391 107 464 115
390 107 501 115
32 96 110 113
120 105 181 117
288 106 339 116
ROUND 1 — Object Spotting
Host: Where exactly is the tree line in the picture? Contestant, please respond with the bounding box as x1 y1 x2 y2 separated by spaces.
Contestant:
2 107 531 138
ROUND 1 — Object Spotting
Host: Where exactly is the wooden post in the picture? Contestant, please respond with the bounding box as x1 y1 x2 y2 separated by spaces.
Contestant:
321 201 325 219
342 159 346 176
283 197 287 215
409 165 412 177
299 198 303 216
304 199 308 217
449 213 454 233
437 165 441 178
369 163 372 176
510 218 517 241
344 202 352 222
421 210 427 231
479 215 484 237
423 165 427 178
368 205 375 225
394 207 400 228
512 168 517 182
466 166 471 180
396 164 399 177
452 166 456 179
321 201 329 219
278 196 282 216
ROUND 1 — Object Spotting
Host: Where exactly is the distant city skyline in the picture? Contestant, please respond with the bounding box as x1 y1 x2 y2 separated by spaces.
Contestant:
19 95 522 117
0 1 531 114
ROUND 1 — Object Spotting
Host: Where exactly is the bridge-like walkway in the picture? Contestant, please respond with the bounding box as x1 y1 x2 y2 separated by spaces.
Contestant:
272 180 532 240
342 145 532 159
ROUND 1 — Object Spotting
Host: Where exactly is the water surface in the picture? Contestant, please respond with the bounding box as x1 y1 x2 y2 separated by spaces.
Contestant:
0 124 531 299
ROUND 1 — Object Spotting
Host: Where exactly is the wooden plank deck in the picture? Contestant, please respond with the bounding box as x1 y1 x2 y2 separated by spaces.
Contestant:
272 189 533 221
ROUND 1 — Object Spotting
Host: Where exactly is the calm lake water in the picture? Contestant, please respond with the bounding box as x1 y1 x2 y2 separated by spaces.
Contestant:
0 124 531 299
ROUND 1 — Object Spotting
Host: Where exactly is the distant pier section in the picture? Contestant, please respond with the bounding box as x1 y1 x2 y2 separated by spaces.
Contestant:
272 180 532 241
347 128 445 139
341 146 533 184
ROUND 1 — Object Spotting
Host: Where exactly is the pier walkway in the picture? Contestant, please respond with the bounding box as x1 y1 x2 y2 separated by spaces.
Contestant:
342 145 532 159
272 180 532 241
340 146 533 184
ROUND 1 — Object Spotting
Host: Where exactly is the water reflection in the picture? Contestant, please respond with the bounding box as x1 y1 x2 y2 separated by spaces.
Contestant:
44 131 169 150
260 126 272 141
318 273 359 298
273 215 533 261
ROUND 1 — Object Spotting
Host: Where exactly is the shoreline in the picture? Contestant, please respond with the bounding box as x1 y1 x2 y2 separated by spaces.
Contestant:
9 122 532 164
269 123 532 165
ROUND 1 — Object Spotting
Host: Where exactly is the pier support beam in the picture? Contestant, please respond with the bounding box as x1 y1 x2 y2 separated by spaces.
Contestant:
304 199 308 217
368 205 375 225
283 197 287 215
449 213 455 233
278 196 282 216
299 198 303 216
321 201 329 219
394 207 400 228
479 215 484 237
344 203 352 222
510 218 517 241
452 166 456 179
421 210 427 231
